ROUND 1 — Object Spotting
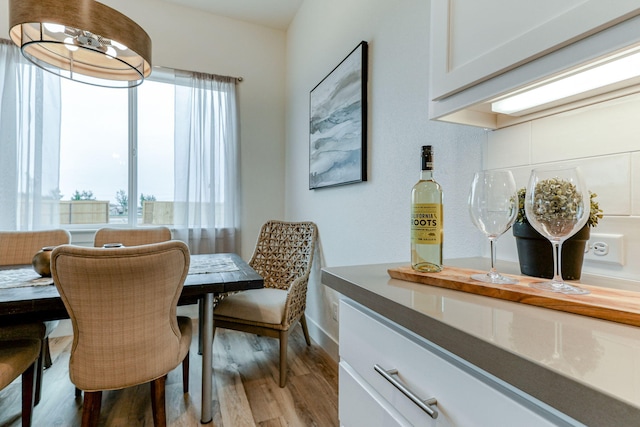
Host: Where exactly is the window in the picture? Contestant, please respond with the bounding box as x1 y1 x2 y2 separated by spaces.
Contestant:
58 77 174 227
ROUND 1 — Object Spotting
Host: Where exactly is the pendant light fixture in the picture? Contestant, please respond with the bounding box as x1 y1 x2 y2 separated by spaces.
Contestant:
9 0 152 88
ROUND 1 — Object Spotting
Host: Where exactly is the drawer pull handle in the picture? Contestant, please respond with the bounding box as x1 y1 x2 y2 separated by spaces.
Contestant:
374 364 438 419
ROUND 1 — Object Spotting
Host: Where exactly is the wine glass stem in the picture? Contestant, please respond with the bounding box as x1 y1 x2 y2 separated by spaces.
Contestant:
552 241 564 285
489 237 497 275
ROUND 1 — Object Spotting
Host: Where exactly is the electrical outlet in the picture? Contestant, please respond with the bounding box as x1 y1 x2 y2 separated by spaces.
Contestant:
331 301 339 321
584 233 624 265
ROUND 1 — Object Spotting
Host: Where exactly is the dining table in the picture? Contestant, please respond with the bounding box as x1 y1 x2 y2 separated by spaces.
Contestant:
0 252 263 424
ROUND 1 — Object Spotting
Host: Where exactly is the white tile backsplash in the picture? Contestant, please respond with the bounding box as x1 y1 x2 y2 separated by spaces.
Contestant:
633 152 640 216
486 122 531 169
531 93 640 163
575 154 630 216
488 91 640 283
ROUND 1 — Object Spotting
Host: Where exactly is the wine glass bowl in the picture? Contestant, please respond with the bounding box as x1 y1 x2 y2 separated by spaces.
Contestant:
524 167 590 295
468 170 518 284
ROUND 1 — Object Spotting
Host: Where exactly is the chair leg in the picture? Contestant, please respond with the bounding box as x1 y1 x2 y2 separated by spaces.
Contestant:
279 330 288 388
21 361 36 427
300 313 312 346
75 387 82 398
34 345 43 406
35 336 53 406
182 351 190 393
81 391 102 427
150 375 167 427
43 337 53 369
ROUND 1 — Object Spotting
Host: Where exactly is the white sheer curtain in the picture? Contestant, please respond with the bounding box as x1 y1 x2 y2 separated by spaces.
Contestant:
173 71 240 254
0 39 62 230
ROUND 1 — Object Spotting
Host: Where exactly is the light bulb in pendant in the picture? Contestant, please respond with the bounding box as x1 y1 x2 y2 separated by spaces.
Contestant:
43 23 65 33
111 40 128 51
63 37 79 51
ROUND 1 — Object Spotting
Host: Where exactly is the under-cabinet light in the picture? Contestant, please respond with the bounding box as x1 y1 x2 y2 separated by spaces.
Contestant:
491 48 640 115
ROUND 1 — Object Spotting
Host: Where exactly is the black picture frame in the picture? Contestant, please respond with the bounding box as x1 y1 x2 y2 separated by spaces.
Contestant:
309 41 368 190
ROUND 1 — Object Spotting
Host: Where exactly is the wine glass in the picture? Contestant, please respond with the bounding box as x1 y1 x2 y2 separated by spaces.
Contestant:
468 170 518 284
524 167 590 295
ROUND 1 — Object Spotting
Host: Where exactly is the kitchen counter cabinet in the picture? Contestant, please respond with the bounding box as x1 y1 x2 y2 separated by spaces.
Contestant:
323 262 640 426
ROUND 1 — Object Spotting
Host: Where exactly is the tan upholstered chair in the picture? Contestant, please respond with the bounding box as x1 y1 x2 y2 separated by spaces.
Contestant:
50 241 192 427
0 229 71 403
213 220 318 387
0 339 41 427
93 226 172 247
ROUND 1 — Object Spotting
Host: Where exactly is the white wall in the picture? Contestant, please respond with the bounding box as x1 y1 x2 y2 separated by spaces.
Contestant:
285 0 486 359
0 0 287 259
487 92 640 290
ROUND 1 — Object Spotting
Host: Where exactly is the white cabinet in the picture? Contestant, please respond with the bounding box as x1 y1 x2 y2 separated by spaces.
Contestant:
430 0 640 101
338 299 583 427
429 0 640 128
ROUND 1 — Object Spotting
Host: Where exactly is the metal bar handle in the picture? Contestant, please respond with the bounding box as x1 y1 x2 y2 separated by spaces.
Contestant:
374 364 439 419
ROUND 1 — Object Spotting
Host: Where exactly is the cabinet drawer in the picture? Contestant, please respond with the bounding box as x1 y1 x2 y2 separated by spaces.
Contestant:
339 299 580 427
339 362 414 427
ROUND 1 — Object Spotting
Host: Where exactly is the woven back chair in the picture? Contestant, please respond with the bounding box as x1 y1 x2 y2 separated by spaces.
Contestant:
214 220 318 387
93 226 171 247
50 241 192 426
0 229 71 405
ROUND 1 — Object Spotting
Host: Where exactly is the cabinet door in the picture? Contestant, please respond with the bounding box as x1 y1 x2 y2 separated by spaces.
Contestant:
430 0 640 101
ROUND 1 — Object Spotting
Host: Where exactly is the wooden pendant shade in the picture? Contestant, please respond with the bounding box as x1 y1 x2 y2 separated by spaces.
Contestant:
8 0 152 88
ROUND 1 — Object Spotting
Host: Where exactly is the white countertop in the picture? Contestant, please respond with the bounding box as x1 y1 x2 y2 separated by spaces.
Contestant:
322 259 640 426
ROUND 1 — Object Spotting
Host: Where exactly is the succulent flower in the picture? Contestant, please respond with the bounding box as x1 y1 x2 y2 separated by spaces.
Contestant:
515 181 603 227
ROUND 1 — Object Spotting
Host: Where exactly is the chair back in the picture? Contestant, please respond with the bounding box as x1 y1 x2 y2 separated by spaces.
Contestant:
50 241 190 391
0 230 71 266
249 220 318 290
93 226 171 247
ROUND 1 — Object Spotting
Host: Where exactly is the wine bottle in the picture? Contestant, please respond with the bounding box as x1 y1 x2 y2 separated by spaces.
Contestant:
411 145 443 272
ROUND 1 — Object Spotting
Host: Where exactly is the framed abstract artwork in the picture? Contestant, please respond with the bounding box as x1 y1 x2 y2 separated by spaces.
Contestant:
309 41 368 189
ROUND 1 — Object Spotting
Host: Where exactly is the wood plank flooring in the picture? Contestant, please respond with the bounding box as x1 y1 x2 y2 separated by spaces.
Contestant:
0 320 338 426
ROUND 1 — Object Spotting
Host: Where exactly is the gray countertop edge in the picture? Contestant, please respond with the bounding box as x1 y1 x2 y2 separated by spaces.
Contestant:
322 268 640 427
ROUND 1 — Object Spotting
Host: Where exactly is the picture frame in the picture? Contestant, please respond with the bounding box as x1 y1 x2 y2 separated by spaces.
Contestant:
309 41 368 190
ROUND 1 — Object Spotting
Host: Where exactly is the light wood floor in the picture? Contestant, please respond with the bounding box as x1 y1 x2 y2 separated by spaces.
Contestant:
0 320 339 426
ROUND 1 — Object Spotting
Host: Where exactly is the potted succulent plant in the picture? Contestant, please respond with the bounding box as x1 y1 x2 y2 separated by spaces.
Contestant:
512 187 603 280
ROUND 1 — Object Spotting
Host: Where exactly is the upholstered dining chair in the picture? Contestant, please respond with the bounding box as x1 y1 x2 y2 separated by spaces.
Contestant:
213 220 318 387
93 226 172 247
0 229 71 404
0 339 41 427
50 241 192 427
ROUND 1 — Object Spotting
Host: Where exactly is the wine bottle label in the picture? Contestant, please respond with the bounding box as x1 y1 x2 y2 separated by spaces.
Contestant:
411 203 442 244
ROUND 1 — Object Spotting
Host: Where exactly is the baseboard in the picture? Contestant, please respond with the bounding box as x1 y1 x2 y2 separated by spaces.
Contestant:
306 316 339 363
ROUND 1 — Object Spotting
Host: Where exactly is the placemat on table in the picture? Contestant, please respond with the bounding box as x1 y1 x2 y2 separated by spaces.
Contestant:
0 268 52 289
189 256 239 274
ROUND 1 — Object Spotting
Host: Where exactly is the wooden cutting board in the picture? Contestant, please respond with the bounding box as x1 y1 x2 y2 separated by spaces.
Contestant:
388 265 640 328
